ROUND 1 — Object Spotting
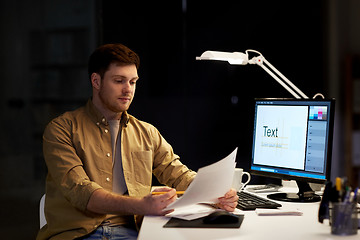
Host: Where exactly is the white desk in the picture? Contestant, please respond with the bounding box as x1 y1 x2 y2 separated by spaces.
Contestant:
138 186 359 240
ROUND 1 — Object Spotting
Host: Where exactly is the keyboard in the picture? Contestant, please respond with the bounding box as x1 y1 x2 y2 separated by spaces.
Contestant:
236 191 282 211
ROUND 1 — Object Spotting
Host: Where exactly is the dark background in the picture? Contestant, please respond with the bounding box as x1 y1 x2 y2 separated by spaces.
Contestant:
0 0 359 239
102 0 325 170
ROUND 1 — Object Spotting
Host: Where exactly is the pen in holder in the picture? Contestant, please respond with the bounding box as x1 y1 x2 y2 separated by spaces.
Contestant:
329 202 358 236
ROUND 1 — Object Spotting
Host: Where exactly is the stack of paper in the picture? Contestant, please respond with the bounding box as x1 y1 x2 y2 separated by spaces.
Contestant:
164 148 238 211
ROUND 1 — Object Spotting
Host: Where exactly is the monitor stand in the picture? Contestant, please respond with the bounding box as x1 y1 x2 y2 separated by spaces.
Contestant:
267 180 321 202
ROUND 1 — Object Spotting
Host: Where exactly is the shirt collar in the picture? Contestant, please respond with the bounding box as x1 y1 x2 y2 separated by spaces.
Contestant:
86 98 130 128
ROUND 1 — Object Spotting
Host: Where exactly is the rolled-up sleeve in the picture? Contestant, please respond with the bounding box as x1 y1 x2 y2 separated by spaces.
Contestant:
150 127 196 190
43 118 102 212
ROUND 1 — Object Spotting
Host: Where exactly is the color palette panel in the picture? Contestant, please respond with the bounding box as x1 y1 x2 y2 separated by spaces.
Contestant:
309 106 327 120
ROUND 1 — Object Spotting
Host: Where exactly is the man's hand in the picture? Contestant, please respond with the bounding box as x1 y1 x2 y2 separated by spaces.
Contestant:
86 187 177 216
216 188 239 212
140 187 177 215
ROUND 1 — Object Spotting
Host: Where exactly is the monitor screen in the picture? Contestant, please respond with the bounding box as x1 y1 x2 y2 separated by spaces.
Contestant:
250 98 335 202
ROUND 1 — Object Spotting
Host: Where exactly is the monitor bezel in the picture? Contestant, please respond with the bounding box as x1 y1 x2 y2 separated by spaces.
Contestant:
249 98 336 184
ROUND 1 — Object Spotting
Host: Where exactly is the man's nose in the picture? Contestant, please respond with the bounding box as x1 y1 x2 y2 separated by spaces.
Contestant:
123 82 132 93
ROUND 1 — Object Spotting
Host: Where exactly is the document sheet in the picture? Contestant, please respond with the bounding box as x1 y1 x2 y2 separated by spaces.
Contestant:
164 148 237 211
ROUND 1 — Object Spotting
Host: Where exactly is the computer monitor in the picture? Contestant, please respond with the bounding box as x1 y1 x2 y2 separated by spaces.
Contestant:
250 98 335 202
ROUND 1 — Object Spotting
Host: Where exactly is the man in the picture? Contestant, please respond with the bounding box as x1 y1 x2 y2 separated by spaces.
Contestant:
37 43 238 240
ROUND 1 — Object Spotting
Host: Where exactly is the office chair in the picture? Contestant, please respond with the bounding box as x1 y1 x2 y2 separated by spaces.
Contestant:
39 194 46 228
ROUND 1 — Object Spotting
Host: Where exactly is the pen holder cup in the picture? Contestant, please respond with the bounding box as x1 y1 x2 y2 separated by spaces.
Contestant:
329 202 359 236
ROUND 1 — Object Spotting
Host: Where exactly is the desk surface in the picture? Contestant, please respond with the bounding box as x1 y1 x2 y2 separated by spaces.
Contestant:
138 186 359 240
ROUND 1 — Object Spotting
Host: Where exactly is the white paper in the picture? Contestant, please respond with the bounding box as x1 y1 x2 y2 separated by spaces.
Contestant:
164 148 237 210
255 208 303 216
166 204 217 220
167 204 244 220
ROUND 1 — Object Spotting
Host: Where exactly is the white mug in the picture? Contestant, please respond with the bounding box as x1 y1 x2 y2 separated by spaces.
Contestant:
232 168 251 191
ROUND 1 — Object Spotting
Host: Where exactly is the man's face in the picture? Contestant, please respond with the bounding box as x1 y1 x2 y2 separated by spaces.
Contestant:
98 63 138 114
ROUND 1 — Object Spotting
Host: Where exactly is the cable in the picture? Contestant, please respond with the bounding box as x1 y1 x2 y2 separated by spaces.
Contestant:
313 93 325 99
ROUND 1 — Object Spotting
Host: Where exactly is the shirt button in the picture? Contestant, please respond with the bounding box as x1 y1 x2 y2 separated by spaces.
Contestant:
106 177 110 182
104 129 108 133
102 118 106 122
106 153 111 157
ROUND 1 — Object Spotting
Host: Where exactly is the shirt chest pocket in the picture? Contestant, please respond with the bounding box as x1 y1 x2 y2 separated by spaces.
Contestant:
131 151 153 185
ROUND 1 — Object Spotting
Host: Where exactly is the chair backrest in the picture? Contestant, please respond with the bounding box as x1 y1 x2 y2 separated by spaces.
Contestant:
39 194 46 228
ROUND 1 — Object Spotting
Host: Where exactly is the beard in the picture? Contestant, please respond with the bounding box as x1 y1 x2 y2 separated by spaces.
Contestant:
98 88 131 114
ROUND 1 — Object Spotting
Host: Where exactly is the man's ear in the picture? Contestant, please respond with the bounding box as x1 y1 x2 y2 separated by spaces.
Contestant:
91 73 101 90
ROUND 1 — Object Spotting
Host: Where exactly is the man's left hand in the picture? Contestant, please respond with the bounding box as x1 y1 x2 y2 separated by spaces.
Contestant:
216 188 239 212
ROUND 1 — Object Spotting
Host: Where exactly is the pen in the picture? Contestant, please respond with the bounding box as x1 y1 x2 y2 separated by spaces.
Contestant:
335 177 342 191
335 177 342 202
353 188 358 202
343 188 351 203
151 191 185 195
348 192 354 203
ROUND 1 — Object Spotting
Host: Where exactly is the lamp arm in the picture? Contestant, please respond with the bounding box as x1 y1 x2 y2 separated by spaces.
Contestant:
250 54 309 99
246 53 308 99
259 63 302 99
262 58 309 99
196 49 316 99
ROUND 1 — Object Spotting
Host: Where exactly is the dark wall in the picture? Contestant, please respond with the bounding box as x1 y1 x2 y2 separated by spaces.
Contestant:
100 1 327 173
0 1 338 239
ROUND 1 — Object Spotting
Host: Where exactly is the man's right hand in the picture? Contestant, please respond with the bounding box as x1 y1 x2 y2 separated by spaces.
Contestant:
140 187 177 215
86 187 178 216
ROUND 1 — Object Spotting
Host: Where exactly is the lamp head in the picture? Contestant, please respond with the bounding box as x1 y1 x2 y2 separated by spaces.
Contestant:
195 49 311 99
196 51 248 65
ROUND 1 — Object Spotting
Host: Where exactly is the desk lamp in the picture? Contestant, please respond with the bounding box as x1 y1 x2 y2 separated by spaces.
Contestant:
196 49 324 99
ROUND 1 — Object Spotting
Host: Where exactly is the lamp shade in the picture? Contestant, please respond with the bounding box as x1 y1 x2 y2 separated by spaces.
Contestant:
196 51 248 65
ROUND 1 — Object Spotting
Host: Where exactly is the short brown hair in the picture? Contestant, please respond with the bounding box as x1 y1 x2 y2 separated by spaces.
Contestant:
88 43 140 79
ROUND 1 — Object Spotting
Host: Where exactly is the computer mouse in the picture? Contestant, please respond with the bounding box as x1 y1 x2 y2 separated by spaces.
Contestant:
203 211 239 224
